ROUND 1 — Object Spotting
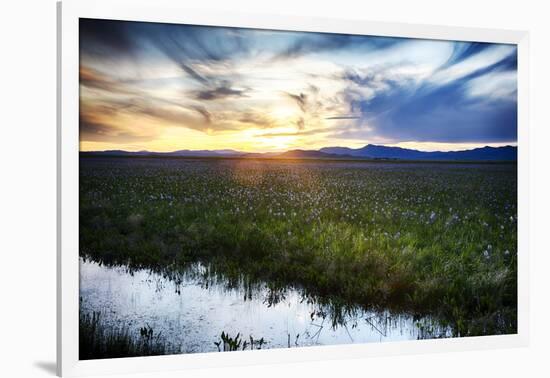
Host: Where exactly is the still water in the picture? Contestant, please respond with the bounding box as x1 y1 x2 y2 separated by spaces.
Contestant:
80 259 449 354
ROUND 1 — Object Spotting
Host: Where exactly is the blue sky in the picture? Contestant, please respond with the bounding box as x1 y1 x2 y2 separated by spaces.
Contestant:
79 18 517 152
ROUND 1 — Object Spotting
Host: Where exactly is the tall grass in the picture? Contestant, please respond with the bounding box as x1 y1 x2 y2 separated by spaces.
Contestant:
79 312 166 360
80 157 517 337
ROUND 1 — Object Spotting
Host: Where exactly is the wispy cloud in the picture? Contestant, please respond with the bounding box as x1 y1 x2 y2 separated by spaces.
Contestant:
325 115 361 120
257 126 336 138
237 112 277 128
345 51 518 143
79 18 517 152
191 81 248 100
285 92 308 112
272 33 404 61
79 67 137 95
440 41 493 70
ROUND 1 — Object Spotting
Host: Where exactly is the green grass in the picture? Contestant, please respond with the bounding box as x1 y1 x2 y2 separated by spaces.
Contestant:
79 311 166 360
80 157 517 338
214 332 267 352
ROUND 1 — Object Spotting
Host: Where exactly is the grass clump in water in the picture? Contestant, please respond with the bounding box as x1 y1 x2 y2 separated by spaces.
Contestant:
79 311 166 360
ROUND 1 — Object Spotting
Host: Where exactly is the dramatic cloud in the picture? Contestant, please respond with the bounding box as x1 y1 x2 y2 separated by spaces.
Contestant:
79 18 517 152
345 51 518 143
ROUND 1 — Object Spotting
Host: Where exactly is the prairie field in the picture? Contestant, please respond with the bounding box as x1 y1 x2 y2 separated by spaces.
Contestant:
79 156 517 357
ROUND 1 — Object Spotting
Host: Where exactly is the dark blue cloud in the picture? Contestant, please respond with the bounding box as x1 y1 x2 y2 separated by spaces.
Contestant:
273 33 404 60
80 18 137 57
80 18 249 60
339 49 518 143
439 42 494 70
80 18 251 86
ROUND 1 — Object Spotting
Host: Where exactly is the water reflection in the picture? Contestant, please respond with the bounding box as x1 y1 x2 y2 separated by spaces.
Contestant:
79 258 450 354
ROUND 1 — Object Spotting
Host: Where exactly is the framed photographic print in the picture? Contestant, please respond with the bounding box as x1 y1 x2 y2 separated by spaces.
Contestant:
57 0 529 376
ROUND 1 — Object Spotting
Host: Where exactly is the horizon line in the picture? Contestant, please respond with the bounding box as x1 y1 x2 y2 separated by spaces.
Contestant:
79 143 518 155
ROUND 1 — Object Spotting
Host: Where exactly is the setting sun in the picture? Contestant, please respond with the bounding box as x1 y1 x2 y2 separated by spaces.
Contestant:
79 19 517 154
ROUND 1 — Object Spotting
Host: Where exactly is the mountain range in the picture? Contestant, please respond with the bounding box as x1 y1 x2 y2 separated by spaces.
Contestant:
81 144 517 161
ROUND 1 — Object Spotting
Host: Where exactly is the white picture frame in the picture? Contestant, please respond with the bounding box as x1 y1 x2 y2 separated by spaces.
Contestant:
57 0 530 376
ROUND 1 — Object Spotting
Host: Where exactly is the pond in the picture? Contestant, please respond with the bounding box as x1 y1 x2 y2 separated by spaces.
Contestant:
80 258 450 354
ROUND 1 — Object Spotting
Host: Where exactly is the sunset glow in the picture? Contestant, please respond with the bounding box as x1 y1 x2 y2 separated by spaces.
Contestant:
79 19 517 153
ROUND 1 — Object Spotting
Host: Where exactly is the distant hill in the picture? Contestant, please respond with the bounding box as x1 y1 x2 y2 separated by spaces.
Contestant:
166 149 242 157
320 144 517 161
81 144 517 161
82 149 243 158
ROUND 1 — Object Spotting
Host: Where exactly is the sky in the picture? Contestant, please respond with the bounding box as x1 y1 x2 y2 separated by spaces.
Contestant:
79 18 518 153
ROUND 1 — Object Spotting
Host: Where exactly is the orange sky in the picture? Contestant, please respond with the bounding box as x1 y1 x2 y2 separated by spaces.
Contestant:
79 19 518 153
